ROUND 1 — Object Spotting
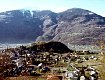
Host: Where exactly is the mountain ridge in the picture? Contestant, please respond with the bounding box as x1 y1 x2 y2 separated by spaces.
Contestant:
0 8 105 45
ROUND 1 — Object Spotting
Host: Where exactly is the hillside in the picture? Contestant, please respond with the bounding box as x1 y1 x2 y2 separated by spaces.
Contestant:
28 41 72 53
0 8 105 45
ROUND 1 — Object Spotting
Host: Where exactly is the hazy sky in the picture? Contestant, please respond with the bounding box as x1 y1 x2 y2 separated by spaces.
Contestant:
0 0 105 16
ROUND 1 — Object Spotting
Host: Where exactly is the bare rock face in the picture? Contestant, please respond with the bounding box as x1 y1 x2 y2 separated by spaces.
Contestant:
0 8 105 45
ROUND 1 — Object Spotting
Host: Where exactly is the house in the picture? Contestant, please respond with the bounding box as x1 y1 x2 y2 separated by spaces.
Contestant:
80 76 85 80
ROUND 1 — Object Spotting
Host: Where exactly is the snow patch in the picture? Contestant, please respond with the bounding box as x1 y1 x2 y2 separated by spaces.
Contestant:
20 9 34 17
20 9 25 16
89 12 94 15
30 10 34 17
0 15 7 18
7 12 12 15
5 22 9 23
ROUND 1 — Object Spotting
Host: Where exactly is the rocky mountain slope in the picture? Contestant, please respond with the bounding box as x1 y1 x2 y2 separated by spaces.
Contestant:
0 8 105 45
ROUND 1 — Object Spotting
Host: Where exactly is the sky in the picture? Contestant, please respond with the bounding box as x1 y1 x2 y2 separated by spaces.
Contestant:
0 0 105 16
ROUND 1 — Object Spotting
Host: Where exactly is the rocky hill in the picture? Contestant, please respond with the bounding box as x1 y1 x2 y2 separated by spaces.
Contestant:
0 8 105 45
28 41 72 53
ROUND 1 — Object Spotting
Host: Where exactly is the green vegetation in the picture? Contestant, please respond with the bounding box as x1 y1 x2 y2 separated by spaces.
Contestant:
67 66 75 71
98 54 105 79
37 77 46 80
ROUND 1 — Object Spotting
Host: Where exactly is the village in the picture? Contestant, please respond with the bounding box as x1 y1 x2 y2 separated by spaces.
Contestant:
0 41 100 80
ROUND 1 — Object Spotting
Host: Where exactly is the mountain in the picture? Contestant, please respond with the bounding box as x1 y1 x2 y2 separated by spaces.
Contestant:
53 8 105 45
0 9 57 43
0 8 105 45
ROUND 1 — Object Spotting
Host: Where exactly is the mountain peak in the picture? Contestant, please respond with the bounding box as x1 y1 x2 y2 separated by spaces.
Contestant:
62 8 95 15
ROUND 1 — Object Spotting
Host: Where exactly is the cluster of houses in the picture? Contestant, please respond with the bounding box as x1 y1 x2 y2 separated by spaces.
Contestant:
0 45 65 78
0 42 99 80
65 66 98 80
